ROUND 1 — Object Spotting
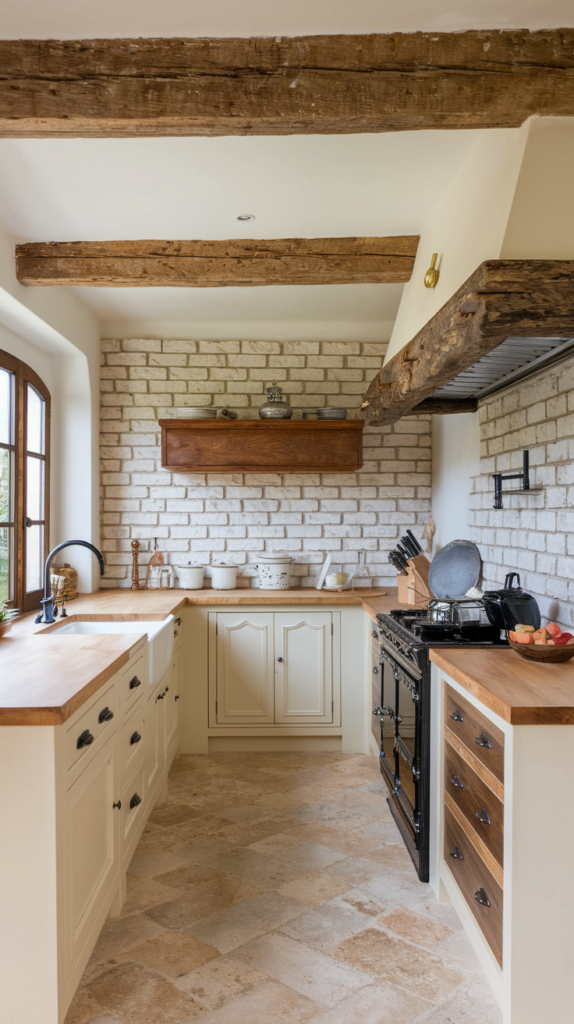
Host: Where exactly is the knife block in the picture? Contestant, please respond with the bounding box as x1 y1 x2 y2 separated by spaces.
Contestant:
397 553 432 606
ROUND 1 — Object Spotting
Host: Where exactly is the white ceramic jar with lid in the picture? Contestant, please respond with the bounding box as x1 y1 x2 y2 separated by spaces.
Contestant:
210 564 238 590
174 564 204 589
256 553 292 589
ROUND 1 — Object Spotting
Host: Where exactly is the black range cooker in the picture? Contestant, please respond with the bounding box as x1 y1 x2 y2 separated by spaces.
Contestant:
373 607 507 882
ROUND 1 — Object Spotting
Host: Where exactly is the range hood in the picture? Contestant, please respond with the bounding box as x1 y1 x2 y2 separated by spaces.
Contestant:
428 335 574 405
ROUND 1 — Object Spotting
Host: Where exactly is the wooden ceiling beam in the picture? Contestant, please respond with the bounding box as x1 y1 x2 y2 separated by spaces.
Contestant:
15 236 419 287
361 260 574 426
1 31 574 137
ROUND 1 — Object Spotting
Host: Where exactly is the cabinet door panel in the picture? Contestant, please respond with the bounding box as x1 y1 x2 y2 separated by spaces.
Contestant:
274 613 333 724
166 647 181 757
216 614 274 724
64 736 118 971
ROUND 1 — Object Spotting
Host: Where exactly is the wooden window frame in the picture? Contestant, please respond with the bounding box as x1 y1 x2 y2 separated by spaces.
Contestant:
0 349 50 612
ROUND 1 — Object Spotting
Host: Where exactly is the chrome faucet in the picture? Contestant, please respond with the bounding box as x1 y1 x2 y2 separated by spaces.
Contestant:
35 540 105 624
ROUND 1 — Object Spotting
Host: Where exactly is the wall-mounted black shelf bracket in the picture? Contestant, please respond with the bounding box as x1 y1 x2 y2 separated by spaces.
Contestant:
492 450 537 509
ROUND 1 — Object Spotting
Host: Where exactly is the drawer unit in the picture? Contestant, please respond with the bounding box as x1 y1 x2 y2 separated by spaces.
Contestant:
444 804 503 967
119 699 145 788
65 682 116 779
445 740 504 868
445 684 504 784
120 759 146 866
119 653 146 714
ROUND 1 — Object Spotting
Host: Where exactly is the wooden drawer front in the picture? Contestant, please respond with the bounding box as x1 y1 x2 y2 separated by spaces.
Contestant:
444 805 503 966
120 654 146 713
119 700 145 788
445 684 504 784
445 741 504 868
65 682 116 776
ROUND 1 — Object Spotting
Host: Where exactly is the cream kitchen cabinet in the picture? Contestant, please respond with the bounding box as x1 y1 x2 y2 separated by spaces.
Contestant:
209 611 339 728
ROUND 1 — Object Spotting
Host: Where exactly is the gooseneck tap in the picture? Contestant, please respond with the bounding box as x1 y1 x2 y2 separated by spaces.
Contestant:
35 540 105 624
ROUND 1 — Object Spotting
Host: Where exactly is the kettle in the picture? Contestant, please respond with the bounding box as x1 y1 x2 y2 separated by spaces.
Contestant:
482 572 541 631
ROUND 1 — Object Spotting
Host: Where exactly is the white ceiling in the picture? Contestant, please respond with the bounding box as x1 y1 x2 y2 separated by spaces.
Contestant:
2 0 572 37
0 131 483 337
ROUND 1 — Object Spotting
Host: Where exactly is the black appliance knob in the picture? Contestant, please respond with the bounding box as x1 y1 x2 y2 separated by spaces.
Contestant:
98 706 114 724
77 729 94 749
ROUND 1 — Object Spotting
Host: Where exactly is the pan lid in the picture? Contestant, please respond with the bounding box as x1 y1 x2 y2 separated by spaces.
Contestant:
428 539 481 600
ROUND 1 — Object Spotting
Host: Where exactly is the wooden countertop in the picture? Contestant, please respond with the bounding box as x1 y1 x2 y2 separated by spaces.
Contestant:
430 647 574 725
0 586 396 725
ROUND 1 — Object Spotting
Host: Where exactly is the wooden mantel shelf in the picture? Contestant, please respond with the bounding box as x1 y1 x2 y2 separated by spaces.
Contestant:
159 419 364 473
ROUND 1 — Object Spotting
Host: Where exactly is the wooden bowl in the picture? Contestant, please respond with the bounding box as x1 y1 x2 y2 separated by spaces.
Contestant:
507 635 574 663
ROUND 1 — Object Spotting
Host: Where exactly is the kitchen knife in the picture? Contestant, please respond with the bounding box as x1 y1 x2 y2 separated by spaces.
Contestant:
393 549 409 572
406 529 423 554
401 535 419 559
388 552 408 576
397 542 413 563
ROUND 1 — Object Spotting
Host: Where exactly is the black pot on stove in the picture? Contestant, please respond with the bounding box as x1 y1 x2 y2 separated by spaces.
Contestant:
482 572 541 631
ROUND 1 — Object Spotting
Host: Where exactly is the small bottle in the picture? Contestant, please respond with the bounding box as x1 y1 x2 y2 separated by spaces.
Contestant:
259 381 293 419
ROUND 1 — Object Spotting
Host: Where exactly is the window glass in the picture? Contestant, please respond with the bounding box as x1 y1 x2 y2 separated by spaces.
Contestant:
26 455 44 521
26 524 43 594
0 526 12 603
27 384 45 455
0 447 11 523
0 368 12 445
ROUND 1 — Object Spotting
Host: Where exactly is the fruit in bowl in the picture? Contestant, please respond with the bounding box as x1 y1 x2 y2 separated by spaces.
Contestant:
507 622 574 662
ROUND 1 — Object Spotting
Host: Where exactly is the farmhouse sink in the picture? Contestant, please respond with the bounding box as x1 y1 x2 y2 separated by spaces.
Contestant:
49 615 175 686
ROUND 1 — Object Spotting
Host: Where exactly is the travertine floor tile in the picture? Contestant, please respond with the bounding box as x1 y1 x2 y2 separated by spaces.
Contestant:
232 931 373 1008
185 893 305 954
65 752 498 1024
118 930 219 979
332 928 465 1004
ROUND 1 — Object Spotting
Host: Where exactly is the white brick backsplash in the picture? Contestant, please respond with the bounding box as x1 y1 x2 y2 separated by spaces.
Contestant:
472 350 574 630
100 338 431 587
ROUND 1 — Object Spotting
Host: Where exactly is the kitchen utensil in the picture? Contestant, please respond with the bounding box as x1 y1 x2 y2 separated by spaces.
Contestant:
397 542 413 564
482 573 541 631
507 635 574 662
174 564 204 589
401 535 419 559
256 553 292 589
427 599 489 626
428 539 481 600
210 564 238 589
406 530 423 554
388 552 408 576
326 572 349 587
259 382 293 419
316 407 347 420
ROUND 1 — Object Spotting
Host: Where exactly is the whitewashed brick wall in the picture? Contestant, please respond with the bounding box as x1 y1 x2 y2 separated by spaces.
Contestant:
470 352 574 629
100 338 431 589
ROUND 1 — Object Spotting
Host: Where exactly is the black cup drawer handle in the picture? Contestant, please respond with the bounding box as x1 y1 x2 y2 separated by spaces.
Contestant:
451 710 464 723
450 775 465 790
175 695 180 701
129 675 141 690
475 807 491 826
474 888 491 908
130 793 142 810
98 706 114 724
77 729 94 750
174 629 179 637
175 617 182 626
475 732 492 749
449 846 464 861
130 731 142 745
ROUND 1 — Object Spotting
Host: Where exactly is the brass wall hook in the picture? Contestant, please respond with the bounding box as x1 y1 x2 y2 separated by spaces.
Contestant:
424 253 439 289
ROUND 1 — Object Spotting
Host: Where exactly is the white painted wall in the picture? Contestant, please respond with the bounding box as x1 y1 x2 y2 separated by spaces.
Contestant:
431 412 480 550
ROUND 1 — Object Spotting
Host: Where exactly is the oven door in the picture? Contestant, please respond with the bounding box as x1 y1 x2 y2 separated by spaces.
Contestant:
375 645 421 857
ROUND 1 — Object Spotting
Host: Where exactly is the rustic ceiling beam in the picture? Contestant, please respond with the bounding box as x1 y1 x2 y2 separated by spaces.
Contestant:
15 236 419 287
361 260 574 425
1 31 574 137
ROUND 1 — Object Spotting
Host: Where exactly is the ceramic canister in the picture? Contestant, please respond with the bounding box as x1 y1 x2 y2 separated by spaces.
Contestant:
174 565 204 589
210 564 238 590
256 553 292 589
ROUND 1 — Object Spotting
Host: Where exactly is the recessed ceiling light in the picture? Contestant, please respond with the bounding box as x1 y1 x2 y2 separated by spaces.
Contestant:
236 213 256 221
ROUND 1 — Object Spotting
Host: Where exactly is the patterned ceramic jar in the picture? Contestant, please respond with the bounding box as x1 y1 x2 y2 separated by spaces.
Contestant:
256 553 292 589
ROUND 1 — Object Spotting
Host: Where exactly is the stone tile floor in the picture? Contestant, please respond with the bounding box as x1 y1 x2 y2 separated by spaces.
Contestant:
65 752 502 1024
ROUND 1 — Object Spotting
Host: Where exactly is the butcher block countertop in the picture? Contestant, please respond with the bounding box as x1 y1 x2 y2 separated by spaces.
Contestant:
430 647 574 725
0 586 392 726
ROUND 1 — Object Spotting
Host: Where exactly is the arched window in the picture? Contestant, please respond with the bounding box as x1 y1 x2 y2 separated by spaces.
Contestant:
0 350 50 612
